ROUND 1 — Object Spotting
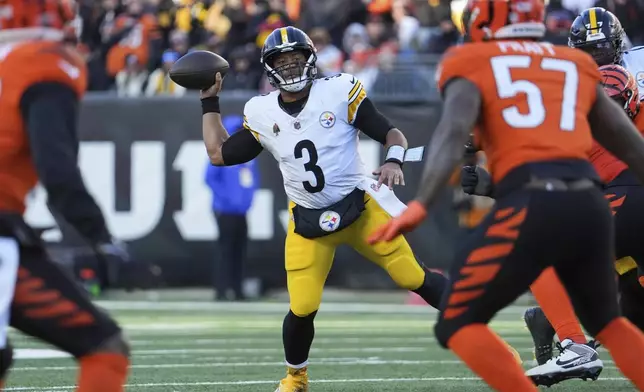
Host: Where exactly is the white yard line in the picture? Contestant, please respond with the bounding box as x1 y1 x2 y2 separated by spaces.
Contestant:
3 376 630 391
10 358 619 371
95 301 531 315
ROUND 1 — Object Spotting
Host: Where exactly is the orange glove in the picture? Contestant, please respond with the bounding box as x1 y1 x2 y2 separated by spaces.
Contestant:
367 201 428 244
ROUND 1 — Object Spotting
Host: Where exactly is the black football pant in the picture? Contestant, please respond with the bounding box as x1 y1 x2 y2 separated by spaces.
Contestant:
605 174 644 329
0 213 121 358
434 182 620 346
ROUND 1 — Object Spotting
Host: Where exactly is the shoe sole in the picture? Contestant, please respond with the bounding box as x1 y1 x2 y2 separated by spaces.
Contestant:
529 362 604 387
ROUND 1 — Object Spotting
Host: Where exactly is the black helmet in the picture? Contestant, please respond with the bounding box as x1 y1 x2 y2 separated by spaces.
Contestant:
569 7 624 66
261 26 318 93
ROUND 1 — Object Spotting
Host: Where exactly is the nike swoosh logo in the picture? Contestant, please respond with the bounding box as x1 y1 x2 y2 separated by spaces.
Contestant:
556 354 592 367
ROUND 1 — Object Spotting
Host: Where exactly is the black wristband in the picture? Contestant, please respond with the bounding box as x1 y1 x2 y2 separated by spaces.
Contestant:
201 96 220 114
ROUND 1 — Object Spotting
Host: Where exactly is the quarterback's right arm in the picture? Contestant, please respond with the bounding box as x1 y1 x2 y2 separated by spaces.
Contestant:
201 74 263 166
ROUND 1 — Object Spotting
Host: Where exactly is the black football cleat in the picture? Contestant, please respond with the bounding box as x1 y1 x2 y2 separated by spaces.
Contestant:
524 306 556 366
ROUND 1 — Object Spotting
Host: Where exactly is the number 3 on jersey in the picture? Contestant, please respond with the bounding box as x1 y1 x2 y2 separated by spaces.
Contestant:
294 140 325 193
491 55 579 131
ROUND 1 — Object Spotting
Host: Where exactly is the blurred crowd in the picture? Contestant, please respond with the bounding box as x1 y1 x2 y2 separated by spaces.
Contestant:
79 0 644 97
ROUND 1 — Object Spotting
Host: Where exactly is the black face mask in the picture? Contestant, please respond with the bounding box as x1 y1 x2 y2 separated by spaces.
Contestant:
576 40 617 66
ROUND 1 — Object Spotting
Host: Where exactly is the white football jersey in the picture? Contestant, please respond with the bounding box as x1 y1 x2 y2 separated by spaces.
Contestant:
243 73 369 209
622 46 644 101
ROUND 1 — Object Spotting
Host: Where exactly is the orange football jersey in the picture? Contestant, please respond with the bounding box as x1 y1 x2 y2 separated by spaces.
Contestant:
0 0 75 29
106 14 158 77
437 41 602 183
589 109 644 183
0 40 87 213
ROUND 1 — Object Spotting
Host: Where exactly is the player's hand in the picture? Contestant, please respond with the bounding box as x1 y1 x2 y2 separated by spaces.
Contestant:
461 165 493 196
200 72 224 99
367 201 427 244
373 162 405 190
461 166 479 194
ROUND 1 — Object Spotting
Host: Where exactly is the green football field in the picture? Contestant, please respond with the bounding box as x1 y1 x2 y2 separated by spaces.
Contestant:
3 300 636 391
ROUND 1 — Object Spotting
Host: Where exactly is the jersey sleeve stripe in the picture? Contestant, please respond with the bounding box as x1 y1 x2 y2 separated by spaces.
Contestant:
348 82 364 104
243 117 260 141
348 87 367 124
348 81 362 101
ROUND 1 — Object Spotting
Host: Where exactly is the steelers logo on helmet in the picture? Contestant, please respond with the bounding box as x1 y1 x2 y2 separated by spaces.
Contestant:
568 7 624 66
319 211 341 232
261 26 318 93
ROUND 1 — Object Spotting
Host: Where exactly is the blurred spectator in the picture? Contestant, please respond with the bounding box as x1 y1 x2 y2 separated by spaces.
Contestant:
544 0 576 45
250 0 292 48
77 0 473 97
309 28 343 77
343 23 371 56
204 0 250 56
412 0 458 53
205 116 259 301
371 45 431 97
365 13 393 49
106 0 161 77
174 0 210 46
594 0 644 46
224 44 263 90
562 0 596 13
145 50 187 96
169 29 190 57
391 0 420 53
192 32 227 55
116 54 149 97
297 0 368 47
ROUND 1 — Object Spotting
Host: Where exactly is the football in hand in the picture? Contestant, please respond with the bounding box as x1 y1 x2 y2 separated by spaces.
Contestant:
169 50 230 90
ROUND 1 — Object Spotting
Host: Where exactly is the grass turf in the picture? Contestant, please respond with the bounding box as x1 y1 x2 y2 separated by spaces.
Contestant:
3 301 636 391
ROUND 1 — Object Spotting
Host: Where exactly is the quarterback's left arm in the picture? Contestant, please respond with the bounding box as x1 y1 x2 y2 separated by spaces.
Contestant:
353 97 408 189
368 78 481 243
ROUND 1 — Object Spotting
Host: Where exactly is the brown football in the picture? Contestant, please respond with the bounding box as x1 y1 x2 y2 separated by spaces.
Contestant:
169 50 230 90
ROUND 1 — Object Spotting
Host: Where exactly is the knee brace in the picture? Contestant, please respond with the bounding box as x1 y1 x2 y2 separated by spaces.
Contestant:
0 344 13 380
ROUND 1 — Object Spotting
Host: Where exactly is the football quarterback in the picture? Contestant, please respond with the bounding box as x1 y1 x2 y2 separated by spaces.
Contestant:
200 26 449 392
0 0 130 390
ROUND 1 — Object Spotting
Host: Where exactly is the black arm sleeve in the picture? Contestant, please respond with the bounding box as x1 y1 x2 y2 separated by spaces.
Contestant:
221 128 264 165
352 97 395 145
21 82 112 244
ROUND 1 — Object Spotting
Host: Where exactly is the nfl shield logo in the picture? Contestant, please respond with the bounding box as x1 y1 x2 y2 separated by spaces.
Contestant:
319 211 341 232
